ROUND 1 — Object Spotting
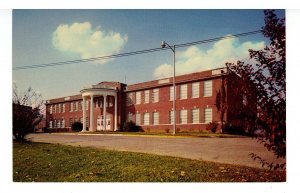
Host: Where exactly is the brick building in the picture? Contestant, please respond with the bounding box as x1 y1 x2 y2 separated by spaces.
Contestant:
45 67 243 133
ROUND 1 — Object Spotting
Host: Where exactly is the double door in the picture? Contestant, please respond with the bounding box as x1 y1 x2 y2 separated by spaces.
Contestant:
97 115 111 131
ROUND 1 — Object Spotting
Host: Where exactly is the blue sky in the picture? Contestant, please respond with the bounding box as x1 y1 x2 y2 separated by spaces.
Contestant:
12 9 285 100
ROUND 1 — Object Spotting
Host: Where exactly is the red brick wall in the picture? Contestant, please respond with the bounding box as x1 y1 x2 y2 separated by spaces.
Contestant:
125 76 224 132
45 68 243 133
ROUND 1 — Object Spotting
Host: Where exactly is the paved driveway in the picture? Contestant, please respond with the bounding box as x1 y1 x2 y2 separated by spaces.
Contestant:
26 133 285 169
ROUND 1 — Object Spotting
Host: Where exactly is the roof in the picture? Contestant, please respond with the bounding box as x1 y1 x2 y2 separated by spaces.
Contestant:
126 68 228 92
46 94 82 105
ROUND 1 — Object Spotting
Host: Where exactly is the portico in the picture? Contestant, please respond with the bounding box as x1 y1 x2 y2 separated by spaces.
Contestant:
80 84 118 132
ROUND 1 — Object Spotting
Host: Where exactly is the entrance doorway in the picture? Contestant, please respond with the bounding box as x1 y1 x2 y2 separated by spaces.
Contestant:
97 115 111 131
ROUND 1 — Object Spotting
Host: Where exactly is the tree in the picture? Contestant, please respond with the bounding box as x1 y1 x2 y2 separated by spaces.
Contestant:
226 10 286 170
215 70 226 133
13 84 44 141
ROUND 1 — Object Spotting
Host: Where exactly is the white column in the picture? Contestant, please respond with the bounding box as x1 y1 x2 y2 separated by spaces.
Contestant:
114 95 117 131
82 96 86 132
103 94 107 131
90 95 94 131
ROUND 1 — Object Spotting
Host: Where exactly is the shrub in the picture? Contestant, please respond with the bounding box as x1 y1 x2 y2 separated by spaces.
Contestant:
223 121 245 135
123 121 141 132
72 122 83 132
206 121 218 133
165 128 170 133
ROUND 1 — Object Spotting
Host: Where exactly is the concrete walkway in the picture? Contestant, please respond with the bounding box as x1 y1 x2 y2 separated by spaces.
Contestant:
26 133 285 169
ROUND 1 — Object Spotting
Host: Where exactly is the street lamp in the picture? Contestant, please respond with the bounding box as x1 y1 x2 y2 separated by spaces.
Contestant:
161 41 176 135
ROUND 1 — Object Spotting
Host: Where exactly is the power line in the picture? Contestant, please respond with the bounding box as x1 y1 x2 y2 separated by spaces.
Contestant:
13 30 262 71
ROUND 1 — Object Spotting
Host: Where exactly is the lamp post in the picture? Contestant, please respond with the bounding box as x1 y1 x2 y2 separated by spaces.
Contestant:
161 41 176 135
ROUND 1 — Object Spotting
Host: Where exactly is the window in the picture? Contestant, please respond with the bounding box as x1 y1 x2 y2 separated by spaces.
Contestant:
49 121 53 128
85 117 89 128
152 88 159 103
153 112 159 125
54 120 57 128
69 118 73 127
75 101 79 111
180 109 188 124
204 80 212 97
80 117 83 123
169 86 175 101
109 97 113 107
144 90 149 103
127 93 134 106
80 101 83 111
127 112 133 122
192 82 199 98
180 84 188 99
57 120 61 128
49 105 53 114
58 104 61 113
54 105 56 114
169 110 174 124
62 104 65 113
136 113 141 126
61 119 65 128
204 108 213 123
192 108 200 123
143 113 150 125
70 102 73 112
136 92 141 104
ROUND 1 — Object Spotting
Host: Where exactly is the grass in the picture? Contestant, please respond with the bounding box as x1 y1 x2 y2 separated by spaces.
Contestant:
13 141 285 182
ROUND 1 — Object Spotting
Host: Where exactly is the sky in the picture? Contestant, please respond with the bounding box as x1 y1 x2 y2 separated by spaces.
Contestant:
12 9 285 101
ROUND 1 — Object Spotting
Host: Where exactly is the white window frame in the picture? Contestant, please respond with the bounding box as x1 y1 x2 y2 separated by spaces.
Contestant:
70 102 73 112
69 118 73 127
49 120 53 128
169 86 174 101
144 90 149 104
192 108 200 124
152 88 159 103
49 105 53 114
57 120 61 128
192 82 200 98
204 108 213 123
54 105 56 114
62 104 65 113
136 91 141 105
136 113 141 126
127 112 133 122
180 109 188 124
75 101 79 111
169 110 174 124
143 113 150 126
204 80 213 97
58 104 61 113
153 112 159 125
85 117 89 128
79 101 82 111
180 84 188 99
127 93 134 106
61 119 65 128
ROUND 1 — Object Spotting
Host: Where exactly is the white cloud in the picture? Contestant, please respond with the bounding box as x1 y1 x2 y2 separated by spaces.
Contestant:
153 63 173 79
52 22 128 64
153 37 265 79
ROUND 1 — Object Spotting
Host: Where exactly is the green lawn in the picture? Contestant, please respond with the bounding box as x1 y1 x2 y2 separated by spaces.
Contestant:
13 141 285 182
